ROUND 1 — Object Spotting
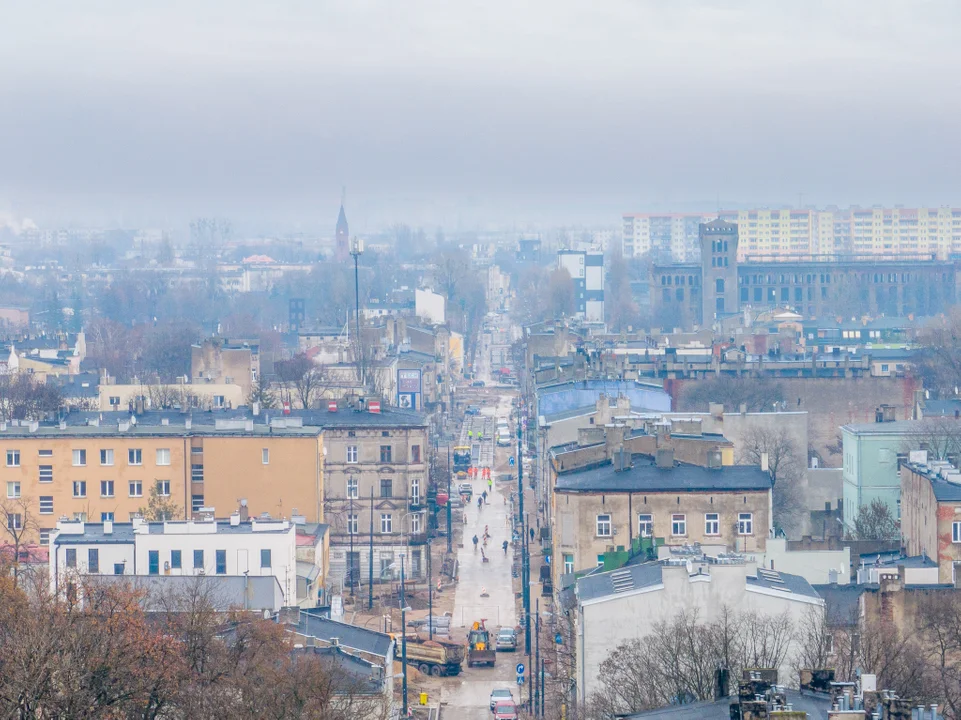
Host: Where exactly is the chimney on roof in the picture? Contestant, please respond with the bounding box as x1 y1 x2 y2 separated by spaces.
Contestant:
252 401 260 416
761 452 769 473
655 448 674 469
103 520 113 535
230 513 240 527
239 499 249 523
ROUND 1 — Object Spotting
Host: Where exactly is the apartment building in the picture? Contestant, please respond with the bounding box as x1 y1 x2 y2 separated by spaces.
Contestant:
49 516 297 603
556 249 605 323
623 207 961 262
191 337 260 400
900 455 961 584
0 406 429 584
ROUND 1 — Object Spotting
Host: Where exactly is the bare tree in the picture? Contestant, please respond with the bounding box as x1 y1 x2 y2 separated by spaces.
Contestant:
0 496 38 586
275 353 330 409
739 426 805 536
681 376 785 414
915 309 961 397
852 498 899 540
904 416 961 462
0 375 64 421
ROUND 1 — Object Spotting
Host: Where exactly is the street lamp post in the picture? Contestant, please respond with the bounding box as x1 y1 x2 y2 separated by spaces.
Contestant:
446 444 452 553
349 237 364 387
427 536 433 641
400 555 408 714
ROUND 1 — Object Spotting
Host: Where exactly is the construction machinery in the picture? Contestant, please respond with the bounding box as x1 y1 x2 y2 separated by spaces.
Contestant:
392 634 465 677
452 446 471 478
466 620 496 667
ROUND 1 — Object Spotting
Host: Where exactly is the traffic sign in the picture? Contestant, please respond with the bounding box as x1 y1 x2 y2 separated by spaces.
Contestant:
517 675 525 686
509 457 515 467
516 663 525 675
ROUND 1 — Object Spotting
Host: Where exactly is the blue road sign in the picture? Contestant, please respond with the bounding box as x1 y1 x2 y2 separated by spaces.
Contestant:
517 675 524 686
516 663 525 675
509 457 515 467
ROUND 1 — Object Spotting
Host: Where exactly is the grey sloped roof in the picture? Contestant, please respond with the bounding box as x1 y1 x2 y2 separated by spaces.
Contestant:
290 611 393 658
622 690 831 719
93 574 283 612
555 459 772 494
747 569 820 600
811 584 868 627
576 562 663 603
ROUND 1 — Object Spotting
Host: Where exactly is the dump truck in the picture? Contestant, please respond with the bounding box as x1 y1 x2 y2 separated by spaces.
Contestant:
466 620 496 667
393 634 465 677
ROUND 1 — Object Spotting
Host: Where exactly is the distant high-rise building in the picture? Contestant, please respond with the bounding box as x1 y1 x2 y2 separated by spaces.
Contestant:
557 249 605 323
623 207 961 262
335 200 349 261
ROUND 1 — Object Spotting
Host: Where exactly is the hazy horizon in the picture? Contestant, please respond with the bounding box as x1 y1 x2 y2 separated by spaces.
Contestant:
1 1 959 233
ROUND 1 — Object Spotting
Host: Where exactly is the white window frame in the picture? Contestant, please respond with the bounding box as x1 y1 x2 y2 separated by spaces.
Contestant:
953 522 961 544
156 480 171 497
128 448 143 466
100 449 114 466
7 513 22 530
411 478 420 505
38 449 53 457
738 513 754 536
39 496 53 515
347 477 359 499
73 480 87 498
72 449 86 467
411 513 422 534
347 514 358 535
101 480 115 498
705 513 720 536
596 514 612 537
6 481 20 499
6 449 19 467
101 512 114 522
564 554 574 574
156 448 171 466
129 480 143 498
380 513 393 534
39 465 53 483
262 448 269 465
346 445 358 464
638 514 653 537
671 514 687 536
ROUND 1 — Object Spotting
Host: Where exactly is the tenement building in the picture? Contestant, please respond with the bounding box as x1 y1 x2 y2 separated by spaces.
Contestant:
652 219 959 329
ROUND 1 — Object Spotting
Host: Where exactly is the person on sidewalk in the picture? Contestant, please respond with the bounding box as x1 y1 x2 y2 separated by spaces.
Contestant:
502 540 509 555
472 535 478 551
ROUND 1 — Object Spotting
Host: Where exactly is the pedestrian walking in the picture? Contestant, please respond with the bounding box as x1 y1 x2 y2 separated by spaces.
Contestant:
472 535 478 551
482 490 488 503
502 540 509 555
530 527 535 542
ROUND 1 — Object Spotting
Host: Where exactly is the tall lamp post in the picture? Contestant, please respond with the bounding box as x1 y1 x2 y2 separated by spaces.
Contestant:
427 535 433 641
350 237 364 388
400 555 409 714
446 444 452 553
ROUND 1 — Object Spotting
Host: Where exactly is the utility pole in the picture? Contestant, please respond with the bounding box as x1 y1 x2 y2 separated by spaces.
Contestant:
348 494 354 597
368 487 374 610
518 423 531 657
401 555 408 714
535 596 540 715
427 536 433 641
446 444 452 553
350 237 364 388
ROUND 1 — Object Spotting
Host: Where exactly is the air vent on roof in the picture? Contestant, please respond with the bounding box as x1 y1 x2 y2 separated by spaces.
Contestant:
757 569 784 584
610 569 634 593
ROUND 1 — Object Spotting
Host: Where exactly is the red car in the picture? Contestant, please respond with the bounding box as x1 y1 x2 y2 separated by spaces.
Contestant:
493 700 519 720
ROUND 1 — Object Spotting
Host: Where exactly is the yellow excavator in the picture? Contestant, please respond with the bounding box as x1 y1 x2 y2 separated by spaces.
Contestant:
466 619 496 667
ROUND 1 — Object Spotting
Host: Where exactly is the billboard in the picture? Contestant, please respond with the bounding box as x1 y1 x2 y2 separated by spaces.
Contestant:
397 369 422 394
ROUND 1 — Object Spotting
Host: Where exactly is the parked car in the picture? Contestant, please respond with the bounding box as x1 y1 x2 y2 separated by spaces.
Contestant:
457 482 473 499
471 380 486 387
490 689 514 711
465 405 481 415
496 627 517 651
493 701 519 720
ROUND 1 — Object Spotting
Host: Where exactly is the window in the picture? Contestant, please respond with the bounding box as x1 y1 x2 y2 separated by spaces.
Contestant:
192 494 204 512
347 477 359 499
381 431 390 437
261 549 272 568
738 513 754 535
129 481 143 498
39 465 53 483
346 446 358 464
191 464 204 482
215 549 226 574
262 448 269 465
410 513 422 534
952 522 961 543
101 512 114 522
596 514 612 537
88 549 99 574
39 529 50 546
380 479 393 498
881 364 889 372
101 480 114 498
715 278 724 293
6 449 19 467
381 513 393 534
100 449 114 466
411 478 420 505
128 449 142 466
6 481 19 499
411 445 421 463
72 449 86 467
824 634 834 654
38 449 52 457
213 395 225 408
171 550 182 569
66 548 77 568
156 480 170 497
638 514 653 537
191 446 203 455
6 511 20 529
193 549 204 569
148 550 159 575
73 512 87 522
156 448 171 466
109 395 120 406
671 514 687 536
39 496 53 514
73 481 87 498
347 514 358 534
113 562 124 574
564 554 574 574
705 513 719 535
380 446 392 463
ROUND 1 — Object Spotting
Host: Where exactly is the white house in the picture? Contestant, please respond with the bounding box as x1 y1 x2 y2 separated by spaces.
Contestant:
574 559 824 704
50 515 298 604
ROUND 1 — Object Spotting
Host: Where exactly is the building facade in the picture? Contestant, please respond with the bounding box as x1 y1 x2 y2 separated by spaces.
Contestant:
900 456 961 584
624 207 961 262
557 249 605 323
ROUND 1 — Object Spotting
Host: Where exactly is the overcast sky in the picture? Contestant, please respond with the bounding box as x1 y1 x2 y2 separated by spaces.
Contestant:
0 1 959 232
